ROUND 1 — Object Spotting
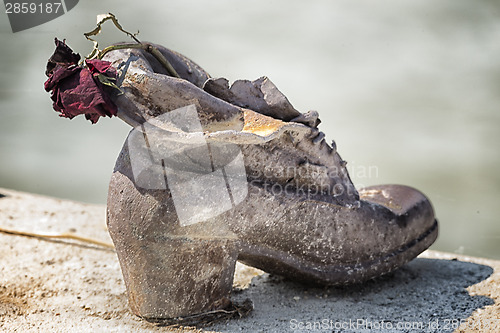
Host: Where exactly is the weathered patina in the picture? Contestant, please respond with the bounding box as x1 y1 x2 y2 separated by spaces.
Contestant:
103 43 438 321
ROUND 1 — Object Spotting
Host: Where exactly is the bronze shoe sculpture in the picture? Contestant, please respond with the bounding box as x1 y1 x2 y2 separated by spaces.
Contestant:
98 43 438 321
43 36 438 321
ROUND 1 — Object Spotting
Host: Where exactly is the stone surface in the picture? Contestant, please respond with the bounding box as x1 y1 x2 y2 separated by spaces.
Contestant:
0 187 498 332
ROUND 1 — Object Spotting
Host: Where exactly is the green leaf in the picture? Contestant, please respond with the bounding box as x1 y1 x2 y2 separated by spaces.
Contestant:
97 73 123 95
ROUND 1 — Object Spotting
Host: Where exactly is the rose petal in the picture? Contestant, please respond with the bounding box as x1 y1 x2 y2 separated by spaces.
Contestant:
85 59 113 74
44 64 81 91
45 38 81 77
47 67 117 123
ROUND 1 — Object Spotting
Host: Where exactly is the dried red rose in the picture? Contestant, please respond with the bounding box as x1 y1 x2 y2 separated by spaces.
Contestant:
44 38 118 124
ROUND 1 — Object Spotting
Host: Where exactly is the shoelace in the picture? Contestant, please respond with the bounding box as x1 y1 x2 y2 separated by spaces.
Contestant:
291 110 337 155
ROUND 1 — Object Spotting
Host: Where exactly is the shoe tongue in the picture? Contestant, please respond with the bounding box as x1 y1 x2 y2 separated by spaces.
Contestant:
203 76 302 122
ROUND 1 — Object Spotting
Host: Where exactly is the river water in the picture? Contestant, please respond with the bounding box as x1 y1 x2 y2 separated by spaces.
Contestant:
1 0 499 259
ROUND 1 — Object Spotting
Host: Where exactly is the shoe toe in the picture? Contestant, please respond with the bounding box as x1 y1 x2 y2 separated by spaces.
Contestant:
359 184 437 250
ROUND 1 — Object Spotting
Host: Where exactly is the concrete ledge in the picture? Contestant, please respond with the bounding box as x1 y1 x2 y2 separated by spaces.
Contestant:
0 188 498 332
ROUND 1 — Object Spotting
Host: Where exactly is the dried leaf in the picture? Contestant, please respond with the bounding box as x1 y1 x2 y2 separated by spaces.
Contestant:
83 13 140 59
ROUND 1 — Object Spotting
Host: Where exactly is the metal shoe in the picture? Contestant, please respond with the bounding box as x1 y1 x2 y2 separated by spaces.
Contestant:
104 43 438 320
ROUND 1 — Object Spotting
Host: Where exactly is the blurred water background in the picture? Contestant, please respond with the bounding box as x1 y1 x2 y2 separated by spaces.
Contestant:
1 0 499 259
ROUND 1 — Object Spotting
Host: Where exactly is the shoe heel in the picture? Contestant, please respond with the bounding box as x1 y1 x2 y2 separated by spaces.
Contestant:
109 229 238 319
